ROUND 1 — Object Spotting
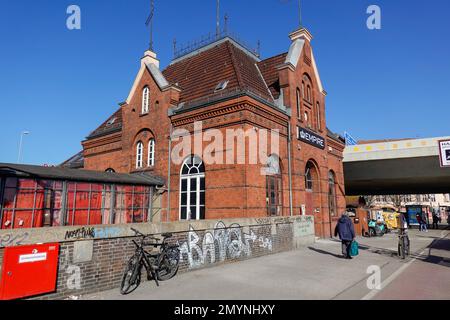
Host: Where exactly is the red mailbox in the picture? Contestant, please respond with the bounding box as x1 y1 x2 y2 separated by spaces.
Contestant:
0 243 59 300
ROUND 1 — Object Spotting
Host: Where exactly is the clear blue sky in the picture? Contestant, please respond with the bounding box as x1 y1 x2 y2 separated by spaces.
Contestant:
0 0 449 165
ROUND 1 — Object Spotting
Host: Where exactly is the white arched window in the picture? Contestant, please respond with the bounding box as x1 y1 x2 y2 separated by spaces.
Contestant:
142 87 150 114
266 154 282 216
179 155 205 221
148 139 155 167
296 88 301 120
136 141 144 168
328 171 337 217
316 102 321 130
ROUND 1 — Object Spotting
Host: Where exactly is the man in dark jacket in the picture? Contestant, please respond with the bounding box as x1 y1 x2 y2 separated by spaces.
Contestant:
334 212 356 259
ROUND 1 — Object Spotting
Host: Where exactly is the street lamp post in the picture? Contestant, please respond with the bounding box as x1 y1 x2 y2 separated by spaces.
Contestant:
17 131 30 163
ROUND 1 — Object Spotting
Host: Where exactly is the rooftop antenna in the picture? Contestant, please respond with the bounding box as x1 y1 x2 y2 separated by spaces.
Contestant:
257 40 261 57
216 0 220 39
298 0 303 28
173 38 177 58
224 13 228 34
145 0 155 51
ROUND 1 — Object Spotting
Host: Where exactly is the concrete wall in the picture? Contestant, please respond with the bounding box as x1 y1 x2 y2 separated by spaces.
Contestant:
0 215 314 300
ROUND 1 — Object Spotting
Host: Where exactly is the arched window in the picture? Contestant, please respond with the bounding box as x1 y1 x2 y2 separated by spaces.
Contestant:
136 141 144 168
305 161 319 192
328 171 337 217
307 85 311 103
266 154 282 216
105 168 115 173
316 102 321 130
301 81 305 99
148 139 155 167
305 166 313 191
142 87 150 114
179 155 205 221
296 88 301 119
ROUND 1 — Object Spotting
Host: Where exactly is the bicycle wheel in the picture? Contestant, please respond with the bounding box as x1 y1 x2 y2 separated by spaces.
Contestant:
398 240 405 259
157 247 180 281
405 236 410 256
120 255 142 295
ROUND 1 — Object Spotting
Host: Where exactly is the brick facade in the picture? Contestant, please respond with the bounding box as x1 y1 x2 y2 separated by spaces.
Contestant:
81 28 346 238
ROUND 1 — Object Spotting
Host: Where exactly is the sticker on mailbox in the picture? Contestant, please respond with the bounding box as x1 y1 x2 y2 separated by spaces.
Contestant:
18 252 47 264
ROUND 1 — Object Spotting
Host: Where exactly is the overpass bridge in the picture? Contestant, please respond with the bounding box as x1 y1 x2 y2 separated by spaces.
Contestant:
343 137 450 195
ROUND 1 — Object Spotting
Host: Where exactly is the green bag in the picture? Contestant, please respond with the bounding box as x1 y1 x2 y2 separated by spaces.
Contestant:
350 241 359 257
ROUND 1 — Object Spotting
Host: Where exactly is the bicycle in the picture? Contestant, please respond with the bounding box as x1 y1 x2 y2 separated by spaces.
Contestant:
397 228 410 259
120 228 180 295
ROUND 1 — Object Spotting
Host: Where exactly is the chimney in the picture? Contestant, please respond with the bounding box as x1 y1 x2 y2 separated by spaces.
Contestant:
141 50 160 69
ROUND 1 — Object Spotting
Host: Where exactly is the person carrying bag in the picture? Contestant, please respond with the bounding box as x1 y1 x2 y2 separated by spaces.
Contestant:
334 212 357 259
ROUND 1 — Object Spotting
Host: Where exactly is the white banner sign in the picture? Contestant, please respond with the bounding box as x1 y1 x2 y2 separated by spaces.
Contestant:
439 140 450 167
19 252 47 264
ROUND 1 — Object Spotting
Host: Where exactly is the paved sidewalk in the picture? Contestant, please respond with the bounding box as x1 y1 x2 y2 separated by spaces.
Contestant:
80 228 450 300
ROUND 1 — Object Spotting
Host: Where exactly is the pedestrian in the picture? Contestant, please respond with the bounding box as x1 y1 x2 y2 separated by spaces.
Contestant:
432 211 439 230
334 212 356 259
421 211 428 232
416 213 423 231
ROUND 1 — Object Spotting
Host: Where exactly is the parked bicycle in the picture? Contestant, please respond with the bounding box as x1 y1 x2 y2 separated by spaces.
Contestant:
397 227 410 259
120 228 180 295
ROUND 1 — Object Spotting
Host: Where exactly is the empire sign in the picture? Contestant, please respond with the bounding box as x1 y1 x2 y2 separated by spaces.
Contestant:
297 127 325 150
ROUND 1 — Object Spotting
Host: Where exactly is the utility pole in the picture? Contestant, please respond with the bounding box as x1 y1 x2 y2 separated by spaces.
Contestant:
17 131 30 163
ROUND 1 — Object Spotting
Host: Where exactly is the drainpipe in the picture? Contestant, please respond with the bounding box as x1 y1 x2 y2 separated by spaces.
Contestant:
167 124 173 223
288 122 293 216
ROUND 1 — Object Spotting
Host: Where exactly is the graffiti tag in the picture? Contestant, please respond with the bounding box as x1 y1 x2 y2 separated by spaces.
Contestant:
65 227 95 240
179 221 273 269
0 232 30 247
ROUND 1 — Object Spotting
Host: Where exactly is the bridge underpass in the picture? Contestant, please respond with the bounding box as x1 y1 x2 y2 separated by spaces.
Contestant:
343 137 450 195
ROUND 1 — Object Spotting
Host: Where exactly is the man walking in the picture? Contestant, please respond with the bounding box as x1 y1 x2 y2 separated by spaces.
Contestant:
334 212 356 259
421 211 428 232
432 210 439 230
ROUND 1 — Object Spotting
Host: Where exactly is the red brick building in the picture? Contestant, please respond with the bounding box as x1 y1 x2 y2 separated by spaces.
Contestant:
78 27 346 238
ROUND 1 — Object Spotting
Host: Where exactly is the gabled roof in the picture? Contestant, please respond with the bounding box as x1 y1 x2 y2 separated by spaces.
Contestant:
0 163 165 186
60 151 84 169
84 38 296 140
257 52 288 100
163 39 273 104
86 108 122 139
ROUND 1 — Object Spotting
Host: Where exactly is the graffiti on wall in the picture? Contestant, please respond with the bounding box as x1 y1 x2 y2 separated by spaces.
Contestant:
64 227 95 240
64 226 122 240
179 221 273 269
0 232 30 247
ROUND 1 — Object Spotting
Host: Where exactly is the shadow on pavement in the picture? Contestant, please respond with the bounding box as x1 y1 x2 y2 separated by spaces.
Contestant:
357 244 397 258
426 238 450 251
307 247 344 259
417 238 450 268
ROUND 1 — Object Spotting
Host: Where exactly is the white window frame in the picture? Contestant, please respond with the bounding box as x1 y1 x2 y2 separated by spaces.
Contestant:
136 141 144 168
148 139 155 167
142 87 150 114
179 157 205 221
